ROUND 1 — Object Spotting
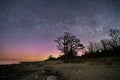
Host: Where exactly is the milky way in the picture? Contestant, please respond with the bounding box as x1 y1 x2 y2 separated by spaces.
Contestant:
0 0 120 61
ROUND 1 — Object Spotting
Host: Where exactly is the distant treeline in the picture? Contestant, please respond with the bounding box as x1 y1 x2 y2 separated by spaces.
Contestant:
82 29 120 58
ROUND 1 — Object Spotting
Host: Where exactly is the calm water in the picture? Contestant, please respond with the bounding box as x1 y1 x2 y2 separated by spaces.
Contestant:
0 61 19 65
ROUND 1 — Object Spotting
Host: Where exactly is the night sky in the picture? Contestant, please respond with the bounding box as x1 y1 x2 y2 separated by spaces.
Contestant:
0 0 120 61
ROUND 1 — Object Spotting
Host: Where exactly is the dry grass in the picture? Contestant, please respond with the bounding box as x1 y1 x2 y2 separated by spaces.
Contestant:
1 58 120 80
45 60 120 80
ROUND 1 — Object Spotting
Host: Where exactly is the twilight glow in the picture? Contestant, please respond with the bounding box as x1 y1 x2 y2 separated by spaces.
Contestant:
0 0 120 61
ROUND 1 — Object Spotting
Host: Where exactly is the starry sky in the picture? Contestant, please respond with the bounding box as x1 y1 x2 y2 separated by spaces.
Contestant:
0 0 120 61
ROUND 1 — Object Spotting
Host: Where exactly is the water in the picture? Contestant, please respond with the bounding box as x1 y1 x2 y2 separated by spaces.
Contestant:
0 61 19 65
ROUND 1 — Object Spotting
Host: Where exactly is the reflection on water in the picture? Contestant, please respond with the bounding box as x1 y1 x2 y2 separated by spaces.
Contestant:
0 61 19 65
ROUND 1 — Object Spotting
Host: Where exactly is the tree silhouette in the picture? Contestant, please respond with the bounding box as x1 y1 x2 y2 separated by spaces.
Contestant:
55 32 84 58
87 42 102 53
83 28 120 58
100 39 112 51
109 29 120 47
47 55 56 60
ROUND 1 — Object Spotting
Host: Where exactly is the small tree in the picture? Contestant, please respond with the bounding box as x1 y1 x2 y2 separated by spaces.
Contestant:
55 32 84 58
47 55 56 60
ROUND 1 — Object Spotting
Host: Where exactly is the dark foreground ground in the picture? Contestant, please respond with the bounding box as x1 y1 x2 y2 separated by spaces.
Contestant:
0 57 120 80
0 61 65 80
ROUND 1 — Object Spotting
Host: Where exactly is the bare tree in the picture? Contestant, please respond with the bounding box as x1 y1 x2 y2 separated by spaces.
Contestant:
55 32 84 57
87 42 94 53
109 29 120 47
100 39 112 51
87 42 101 53
83 29 120 58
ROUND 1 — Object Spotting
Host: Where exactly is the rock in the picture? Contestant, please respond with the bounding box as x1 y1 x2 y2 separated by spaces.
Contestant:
41 70 46 74
34 75 38 78
47 75 58 80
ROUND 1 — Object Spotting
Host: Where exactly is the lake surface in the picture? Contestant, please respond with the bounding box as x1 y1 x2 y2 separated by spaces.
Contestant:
0 61 19 65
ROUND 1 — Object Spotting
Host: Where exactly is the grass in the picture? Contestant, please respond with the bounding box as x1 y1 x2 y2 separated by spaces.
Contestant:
44 57 120 80
0 57 120 80
49 63 120 80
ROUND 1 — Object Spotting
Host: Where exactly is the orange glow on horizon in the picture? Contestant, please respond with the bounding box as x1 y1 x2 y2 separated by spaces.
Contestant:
0 41 85 61
0 52 60 61
0 43 60 61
